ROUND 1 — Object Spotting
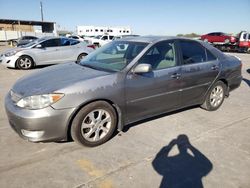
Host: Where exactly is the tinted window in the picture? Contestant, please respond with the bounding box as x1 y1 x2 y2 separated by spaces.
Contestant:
206 49 217 61
61 38 71 46
138 41 176 70
41 39 61 48
109 36 114 40
70 39 80 45
102 36 108 40
180 41 206 64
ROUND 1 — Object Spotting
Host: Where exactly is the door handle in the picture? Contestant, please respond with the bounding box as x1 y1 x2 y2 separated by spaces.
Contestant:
211 65 219 70
171 73 181 79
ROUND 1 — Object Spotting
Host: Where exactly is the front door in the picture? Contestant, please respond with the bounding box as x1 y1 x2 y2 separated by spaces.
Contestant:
125 40 182 122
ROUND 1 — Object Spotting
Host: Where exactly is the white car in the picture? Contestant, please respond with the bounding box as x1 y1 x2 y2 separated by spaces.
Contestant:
0 37 94 70
90 35 114 47
68 35 85 42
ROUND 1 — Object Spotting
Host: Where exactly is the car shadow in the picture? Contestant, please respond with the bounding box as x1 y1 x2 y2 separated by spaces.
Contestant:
152 134 213 188
247 69 250 74
123 106 198 132
243 78 250 87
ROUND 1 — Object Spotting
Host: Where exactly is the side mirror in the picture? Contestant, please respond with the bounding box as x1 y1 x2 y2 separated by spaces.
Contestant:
35 44 42 48
133 64 152 74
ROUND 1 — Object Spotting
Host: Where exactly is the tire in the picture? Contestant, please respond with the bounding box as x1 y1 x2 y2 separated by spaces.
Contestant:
224 39 230 44
12 40 18 47
203 38 209 43
76 53 87 63
71 101 117 147
201 81 226 111
16 55 34 70
94 43 100 48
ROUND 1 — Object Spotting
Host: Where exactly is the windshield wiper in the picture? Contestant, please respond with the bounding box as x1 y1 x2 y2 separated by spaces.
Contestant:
81 64 99 70
81 63 116 73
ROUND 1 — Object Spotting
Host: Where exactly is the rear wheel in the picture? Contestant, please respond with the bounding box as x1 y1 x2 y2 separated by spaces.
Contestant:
76 53 87 63
203 38 209 43
71 101 117 147
224 39 230 44
201 81 226 111
16 56 34 70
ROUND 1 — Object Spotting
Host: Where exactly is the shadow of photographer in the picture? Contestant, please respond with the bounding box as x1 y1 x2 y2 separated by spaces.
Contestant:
152 135 213 188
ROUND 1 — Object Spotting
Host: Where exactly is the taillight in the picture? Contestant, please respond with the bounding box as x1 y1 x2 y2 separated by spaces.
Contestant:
87 45 96 49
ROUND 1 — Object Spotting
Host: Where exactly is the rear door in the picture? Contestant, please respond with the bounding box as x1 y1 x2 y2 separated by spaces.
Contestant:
125 40 182 122
33 38 61 65
58 38 80 62
178 40 220 106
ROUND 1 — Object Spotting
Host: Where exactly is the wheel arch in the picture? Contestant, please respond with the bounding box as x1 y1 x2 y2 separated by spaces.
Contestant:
15 54 36 68
66 99 123 141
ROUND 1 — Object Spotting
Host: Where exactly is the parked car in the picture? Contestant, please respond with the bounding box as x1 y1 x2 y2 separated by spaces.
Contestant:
68 35 85 42
0 36 94 69
5 36 242 147
16 36 39 47
201 32 237 44
113 35 140 40
90 35 114 47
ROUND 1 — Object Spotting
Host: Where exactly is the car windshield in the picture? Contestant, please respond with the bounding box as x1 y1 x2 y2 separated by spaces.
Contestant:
21 38 45 48
94 35 102 39
80 41 148 72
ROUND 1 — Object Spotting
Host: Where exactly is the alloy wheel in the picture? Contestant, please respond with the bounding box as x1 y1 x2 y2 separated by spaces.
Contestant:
209 85 224 107
80 109 112 142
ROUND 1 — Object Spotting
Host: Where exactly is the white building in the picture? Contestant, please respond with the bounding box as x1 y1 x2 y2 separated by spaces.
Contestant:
77 26 132 36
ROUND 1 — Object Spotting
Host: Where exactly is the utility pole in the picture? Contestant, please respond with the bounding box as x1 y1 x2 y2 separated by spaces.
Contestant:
40 1 44 21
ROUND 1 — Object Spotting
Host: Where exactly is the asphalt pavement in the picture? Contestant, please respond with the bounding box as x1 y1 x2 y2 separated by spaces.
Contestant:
0 47 250 188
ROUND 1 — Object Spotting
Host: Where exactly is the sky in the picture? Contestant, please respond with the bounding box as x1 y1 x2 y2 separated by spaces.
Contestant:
0 0 249 35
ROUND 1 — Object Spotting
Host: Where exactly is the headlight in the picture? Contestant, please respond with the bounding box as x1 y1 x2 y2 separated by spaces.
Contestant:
16 93 64 109
4 51 18 57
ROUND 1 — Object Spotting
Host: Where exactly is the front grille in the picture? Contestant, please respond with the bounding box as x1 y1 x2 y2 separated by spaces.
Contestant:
10 90 22 103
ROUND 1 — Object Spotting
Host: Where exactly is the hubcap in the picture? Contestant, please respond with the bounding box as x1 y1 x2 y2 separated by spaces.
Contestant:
210 85 224 107
19 58 32 69
81 109 112 142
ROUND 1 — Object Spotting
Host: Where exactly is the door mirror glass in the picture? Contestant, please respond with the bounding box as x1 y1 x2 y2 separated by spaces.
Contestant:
133 64 152 74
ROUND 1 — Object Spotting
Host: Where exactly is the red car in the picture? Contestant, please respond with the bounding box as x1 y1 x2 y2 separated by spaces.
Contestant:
201 32 237 44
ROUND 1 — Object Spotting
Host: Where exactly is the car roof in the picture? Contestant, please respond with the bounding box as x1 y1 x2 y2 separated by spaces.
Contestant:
118 36 196 43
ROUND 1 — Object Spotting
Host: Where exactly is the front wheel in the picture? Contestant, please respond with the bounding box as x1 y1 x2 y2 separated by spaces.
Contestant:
201 81 226 111
16 56 34 70
71 101 117 147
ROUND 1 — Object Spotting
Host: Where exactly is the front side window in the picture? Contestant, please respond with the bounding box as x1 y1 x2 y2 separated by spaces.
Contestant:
179 41 206 64
80 41 148 72
40 39 61 48
102 36 108 40
138 41 176 70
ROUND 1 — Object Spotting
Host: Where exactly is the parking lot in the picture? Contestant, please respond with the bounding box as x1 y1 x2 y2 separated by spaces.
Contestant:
0 44 250 187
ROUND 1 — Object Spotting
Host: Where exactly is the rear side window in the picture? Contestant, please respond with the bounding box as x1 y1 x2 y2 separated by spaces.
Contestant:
179 41 206 64
206 49 217 61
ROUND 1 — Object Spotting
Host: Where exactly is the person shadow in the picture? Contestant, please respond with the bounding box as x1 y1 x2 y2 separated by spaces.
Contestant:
152 135 213 188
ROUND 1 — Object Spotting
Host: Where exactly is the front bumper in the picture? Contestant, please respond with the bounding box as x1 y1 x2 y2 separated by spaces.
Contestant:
0 54 19 68
5 92 76 142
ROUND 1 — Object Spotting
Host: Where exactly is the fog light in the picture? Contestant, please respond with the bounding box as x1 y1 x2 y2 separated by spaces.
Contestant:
21 129 44 138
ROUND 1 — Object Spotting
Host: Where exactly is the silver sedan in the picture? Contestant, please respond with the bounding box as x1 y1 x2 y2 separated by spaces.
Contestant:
5 36 242 147
0 36 94 69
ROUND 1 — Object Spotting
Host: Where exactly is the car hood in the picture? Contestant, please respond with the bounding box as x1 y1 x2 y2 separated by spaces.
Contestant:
1 47 23 55
12 62 111 97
